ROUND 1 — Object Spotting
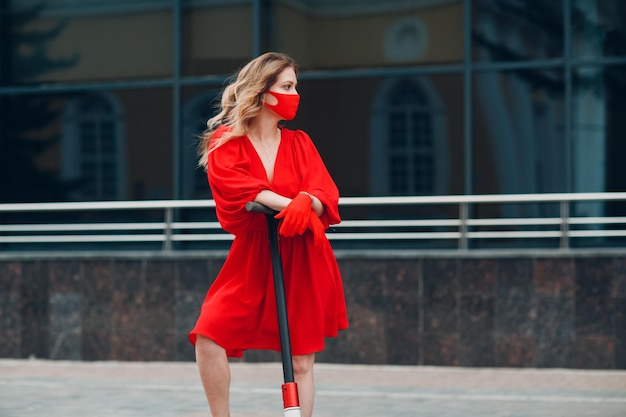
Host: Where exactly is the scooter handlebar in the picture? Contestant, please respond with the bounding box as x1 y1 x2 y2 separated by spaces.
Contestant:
245 201 279 216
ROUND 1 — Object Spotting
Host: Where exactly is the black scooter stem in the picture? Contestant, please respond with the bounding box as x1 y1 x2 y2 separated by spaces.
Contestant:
245 202 302 417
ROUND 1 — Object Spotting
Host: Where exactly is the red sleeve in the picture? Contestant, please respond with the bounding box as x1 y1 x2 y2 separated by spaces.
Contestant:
207 129 269 235
292 130 341 227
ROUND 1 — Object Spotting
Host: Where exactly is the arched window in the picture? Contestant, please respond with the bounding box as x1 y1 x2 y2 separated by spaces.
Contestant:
388 80 434 195
62 92 124 201
370 78 447 196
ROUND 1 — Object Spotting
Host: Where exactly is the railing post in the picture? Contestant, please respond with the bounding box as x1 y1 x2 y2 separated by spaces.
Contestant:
459 202 468 250
560 200 569 250
163 207 174 251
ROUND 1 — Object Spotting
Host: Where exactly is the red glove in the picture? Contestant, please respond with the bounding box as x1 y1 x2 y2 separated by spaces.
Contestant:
307 211 326 249
275 193 313 237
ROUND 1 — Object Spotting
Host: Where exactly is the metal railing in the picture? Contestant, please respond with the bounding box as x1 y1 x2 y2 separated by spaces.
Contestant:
1 192 626 252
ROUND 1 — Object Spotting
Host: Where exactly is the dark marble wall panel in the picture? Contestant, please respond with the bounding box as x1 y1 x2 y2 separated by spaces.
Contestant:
534 295 575 368
533 258 575 297
575 335 615 369
496 293 536 336
49 261 82 293
319 302 386 364
176 259 214 361
81 260 113 360
342 260 386 310
422 259 458 366
497 259 534 297
176 290 205 361
615 297 626 369
423 334 459 366
495 259 536 367
613 260 626 298
576 258 616 336
110 260 146 360
495 334 535 367
384 260 421 365
20 261 49 359
0 262 21 357
179 259 215 293
457 259 497 367
49 292 82 360
575 258 616 354
317 259 387 364
612 258 626 367
576 258 615 297
459 259 496 295
1 253 625 369
423 259 457 331
142 260 177 360
48 261 83 360
459 295 495 366
532 258 576 368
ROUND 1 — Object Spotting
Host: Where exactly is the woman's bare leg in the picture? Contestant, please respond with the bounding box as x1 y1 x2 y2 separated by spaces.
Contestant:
292 353 316 417
195 335 231 417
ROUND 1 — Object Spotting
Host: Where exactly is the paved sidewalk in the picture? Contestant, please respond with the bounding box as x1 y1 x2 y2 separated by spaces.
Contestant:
1 359 625 417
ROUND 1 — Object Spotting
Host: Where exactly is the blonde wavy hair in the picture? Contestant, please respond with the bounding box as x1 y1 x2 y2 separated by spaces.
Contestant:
197 52 299 168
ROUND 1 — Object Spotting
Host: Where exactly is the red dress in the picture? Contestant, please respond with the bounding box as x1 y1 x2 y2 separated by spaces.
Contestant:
188 127 349 357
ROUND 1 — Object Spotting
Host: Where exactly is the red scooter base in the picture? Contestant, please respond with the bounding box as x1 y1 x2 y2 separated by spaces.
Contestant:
282 382 302 417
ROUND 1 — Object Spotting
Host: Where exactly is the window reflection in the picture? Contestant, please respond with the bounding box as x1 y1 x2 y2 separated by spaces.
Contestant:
8 88 176 203
573 64 626 218
181 86 222 199
472 69 566 199
573 0 626 59
472 0 564 62
271 0 463 70
4 0 173 84
63 93 123 201
182 1 253 77
295 74 462 198
387 80 435 196
0 0 624 218
115 88 173 200
0 94 68 202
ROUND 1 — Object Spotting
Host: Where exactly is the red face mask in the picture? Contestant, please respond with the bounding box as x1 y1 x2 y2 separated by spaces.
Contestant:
264 90 300 120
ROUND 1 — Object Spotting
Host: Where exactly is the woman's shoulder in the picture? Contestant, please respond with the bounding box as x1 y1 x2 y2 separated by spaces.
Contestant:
208 126 247 163
281 127 312 144
211 125 245 148
212 124 235 142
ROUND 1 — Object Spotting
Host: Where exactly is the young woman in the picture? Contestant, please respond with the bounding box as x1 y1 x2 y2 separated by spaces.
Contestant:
188 52 349 417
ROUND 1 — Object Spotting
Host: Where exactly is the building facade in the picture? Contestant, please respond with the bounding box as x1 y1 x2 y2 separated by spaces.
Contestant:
1 0 625 216
1 0 626 369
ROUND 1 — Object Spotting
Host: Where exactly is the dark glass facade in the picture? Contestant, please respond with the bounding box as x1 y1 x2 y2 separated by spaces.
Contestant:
1 0 625 205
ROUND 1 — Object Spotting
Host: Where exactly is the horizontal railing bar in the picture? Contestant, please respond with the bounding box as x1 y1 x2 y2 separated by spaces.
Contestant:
0 233 234 244
5 230 624 244
171 234 235 241
1 192 626 213
0 223 167 232
0 199 217 212
467 231 563 239
568 217 626 225
467 218 561 226
0 235 168 243
170 221 222 229
4 217 625 233
327 232 461 240
569 230 626 237
333 219 460 227
339 192 626 206
0 222 226 232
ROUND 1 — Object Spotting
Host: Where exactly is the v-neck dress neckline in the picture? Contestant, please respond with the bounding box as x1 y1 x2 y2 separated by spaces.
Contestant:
247 128 282 183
